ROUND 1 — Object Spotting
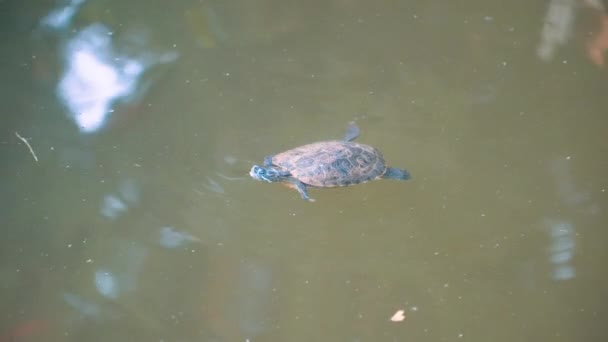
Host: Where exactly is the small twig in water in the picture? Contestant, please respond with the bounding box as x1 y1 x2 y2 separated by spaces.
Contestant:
15 131 38 162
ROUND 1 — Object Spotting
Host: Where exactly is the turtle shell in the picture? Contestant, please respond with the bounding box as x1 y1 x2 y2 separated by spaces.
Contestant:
271 140 387 187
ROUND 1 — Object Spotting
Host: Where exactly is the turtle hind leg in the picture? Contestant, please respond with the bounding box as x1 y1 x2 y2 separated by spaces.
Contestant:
293 180 315 202
343 122 360 141
382 167 411 180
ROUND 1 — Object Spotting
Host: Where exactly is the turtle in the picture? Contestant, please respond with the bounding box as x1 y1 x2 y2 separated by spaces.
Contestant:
249 122 410 201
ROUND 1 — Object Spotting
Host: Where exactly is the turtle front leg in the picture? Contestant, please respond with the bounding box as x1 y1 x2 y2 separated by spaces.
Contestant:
263 155 274 167
293 180 315 202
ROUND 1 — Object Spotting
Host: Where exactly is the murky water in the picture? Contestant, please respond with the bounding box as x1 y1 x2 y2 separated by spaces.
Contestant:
2 0 607 341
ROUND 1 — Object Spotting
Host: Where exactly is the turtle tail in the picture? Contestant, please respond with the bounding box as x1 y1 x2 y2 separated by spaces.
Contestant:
383 167 411 180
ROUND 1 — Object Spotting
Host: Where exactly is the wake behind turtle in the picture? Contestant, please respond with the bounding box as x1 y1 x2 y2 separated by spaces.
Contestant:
249 122 410 201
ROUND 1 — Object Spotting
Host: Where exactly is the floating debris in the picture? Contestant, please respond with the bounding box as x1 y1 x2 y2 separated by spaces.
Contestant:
390 309 406 322
14 132 39 162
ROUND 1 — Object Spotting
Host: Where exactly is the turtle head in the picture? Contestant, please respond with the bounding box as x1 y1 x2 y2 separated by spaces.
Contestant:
249 165 288 183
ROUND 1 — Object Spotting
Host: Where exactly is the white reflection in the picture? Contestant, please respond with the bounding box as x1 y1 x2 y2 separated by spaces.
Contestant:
95 269 119 299
118 178 140 206
57 24 144 133
63 292 102 318
537 0 576 61
545 219 576 281
204 176 225 194
159 226 201 248
549 157 599 215
539 156 594 282
235 260 273 337
42 0 178 134
93 241 148 299
41 0 87 30
100 178 140 220
100 195 127 220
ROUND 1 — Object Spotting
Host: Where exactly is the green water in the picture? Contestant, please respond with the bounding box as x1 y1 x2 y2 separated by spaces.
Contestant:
1 0 607 341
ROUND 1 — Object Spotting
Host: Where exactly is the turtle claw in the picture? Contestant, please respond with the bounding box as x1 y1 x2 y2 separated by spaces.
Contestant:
294 180 313 202
302 195 315 202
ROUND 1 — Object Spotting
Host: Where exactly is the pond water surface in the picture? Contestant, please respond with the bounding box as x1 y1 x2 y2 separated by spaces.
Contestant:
1 0 607 341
